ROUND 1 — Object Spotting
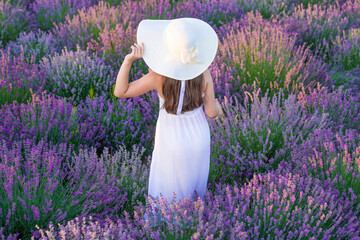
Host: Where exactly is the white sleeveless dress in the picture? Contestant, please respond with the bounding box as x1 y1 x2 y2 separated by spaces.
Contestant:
143 80 210 225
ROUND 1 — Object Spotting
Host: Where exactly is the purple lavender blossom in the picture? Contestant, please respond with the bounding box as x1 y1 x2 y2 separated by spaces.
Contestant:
33 170 360 239
0 1 36 46
5 29 62 64
39 46 115 105
0 48 46 106
30 0 100 31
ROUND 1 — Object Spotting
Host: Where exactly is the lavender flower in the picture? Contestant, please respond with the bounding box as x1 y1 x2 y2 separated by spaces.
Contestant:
40 45 115 105
5 29 62 64
296 84 360 132
53 1 123 51
330 28 360 71
0 1 36 46
0 139 74 239
280 0 360 62
0 92 77 149
216 11 329 102
284 126 360 213
0 48 46 106
33 171 360 239
209 88 329 189
1 1 360 239
237 0 295 19
75 94 157 154
30 0 100 31
0 139 143 239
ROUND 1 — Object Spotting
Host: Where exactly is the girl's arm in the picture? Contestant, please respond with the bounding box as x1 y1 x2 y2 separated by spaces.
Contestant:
114 42 162 98
202 69 223 119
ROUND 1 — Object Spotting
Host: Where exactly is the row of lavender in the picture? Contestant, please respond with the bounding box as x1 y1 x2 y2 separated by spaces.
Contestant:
2 87 359 239
0 0 360 239
1 86 359 239
2 0 360 105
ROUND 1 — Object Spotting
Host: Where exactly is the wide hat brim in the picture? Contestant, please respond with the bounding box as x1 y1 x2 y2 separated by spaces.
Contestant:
137 18 218 80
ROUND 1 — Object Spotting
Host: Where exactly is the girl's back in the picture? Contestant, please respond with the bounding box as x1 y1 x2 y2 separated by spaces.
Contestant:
147 70 211 225
157 69 221 119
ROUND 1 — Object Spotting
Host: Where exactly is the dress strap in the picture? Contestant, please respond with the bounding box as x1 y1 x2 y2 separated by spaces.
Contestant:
177 80 186 115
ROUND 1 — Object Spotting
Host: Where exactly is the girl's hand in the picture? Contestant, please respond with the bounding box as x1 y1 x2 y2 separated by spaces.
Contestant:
125 42 144 62
216 99 223 116
213 99 223 120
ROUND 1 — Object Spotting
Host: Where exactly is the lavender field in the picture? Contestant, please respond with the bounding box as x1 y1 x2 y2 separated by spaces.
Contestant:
1 0 360 239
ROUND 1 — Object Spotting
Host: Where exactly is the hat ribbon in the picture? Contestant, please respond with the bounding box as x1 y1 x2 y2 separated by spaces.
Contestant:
180 47 199 64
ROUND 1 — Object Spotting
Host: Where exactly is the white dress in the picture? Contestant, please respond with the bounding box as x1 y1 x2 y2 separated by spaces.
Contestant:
143 80 210 225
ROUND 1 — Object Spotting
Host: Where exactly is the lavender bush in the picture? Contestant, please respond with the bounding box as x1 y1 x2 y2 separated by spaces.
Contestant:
0 92 77 149
237 0 294 19
33 171 360 239
211 13 278 100
0 139 145 239
0 48 46 106
0 90 157 158
138 94 157 142
86 0 176 72
201 171 360 239
0 139 74 239
125 90 160 156
60 144 149 223
283 126 360 211
40 45 115 105
341 0 360 28
5 29 62 64
87 22 140 72
166 0 244 28
238 0 339 19
34 195 202 239
0 0 35 46
208 88 329 191
327 68 360 94
0 85 33 107
53 1 124 51
217 11 329 102
330 28 360 71
30 0 100 31
280 0 360 63
6 0 35 8
207 57 235 101
74 94 157 156
113 0 242 27
296 84 360 132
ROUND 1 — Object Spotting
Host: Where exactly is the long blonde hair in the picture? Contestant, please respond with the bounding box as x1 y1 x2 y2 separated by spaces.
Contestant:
162 73 204 114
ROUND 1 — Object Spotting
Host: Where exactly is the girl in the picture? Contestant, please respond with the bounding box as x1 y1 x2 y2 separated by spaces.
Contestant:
114 18 222 226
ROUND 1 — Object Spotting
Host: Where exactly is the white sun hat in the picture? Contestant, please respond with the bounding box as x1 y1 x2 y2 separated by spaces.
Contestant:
136 17 218 81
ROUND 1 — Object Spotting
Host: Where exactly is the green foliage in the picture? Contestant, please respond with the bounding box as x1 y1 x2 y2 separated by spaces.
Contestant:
35 4 72 31
328 69 360 91
0 85 32 106
219 13 328 101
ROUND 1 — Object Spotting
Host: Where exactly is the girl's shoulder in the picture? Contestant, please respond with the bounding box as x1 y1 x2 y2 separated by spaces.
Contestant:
202 69 210 88
202 69 210 82
148 71 165 94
